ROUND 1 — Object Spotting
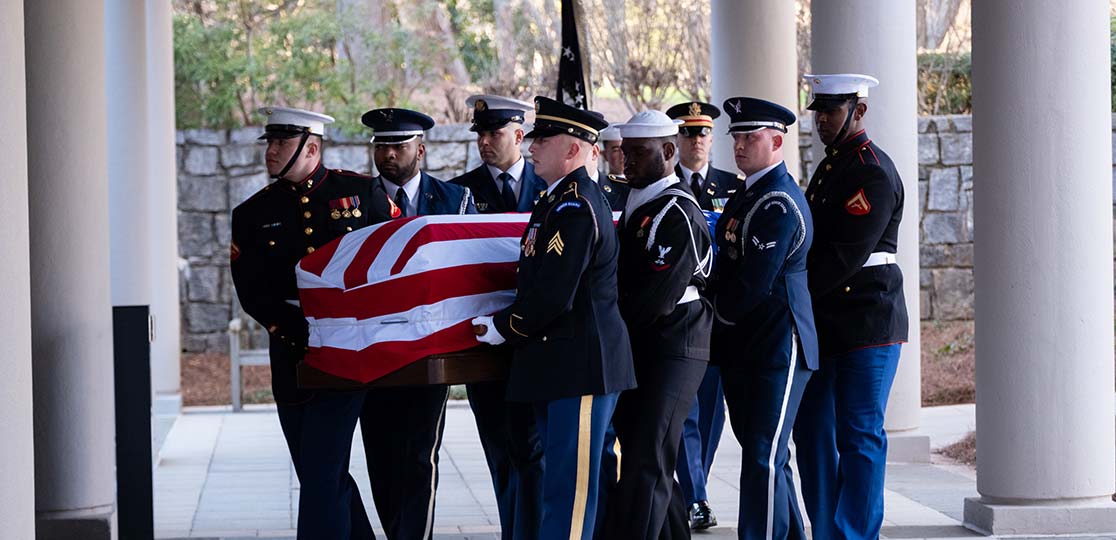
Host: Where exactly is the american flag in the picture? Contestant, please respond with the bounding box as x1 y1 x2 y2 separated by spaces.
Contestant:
296 214 531 383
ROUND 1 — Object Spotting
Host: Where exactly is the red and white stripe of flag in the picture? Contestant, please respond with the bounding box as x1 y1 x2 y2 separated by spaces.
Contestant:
296 214 531 383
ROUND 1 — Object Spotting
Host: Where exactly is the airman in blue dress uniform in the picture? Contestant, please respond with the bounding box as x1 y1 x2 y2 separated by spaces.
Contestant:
230 106 397 539
793 74 909 540
357 107 477 540
450 94 546 540
472 96 636 540
710 97 817 540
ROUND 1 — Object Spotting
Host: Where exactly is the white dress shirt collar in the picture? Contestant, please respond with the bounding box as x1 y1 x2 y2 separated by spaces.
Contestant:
381 170 422 216
745 161 782 190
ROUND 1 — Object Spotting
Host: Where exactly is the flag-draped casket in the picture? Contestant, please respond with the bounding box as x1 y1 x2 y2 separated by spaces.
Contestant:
295 209 721 385
296 214 531 383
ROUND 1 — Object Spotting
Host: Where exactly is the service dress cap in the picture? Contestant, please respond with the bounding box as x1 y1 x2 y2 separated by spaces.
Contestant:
466 95 532 132
613 110 682 139
524 96 609 144
361 107 435 144
722 97 796 134
665 101 720 136
804 73 880 111
257 106 335 140
598 125 622 142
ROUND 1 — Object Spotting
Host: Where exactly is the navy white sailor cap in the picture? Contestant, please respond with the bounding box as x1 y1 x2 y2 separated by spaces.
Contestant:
257 106 334 140
722 97 796 134
598 125 622 142
361 107 436 144
613 110 682 139
466 95 532 132
804 73 880 111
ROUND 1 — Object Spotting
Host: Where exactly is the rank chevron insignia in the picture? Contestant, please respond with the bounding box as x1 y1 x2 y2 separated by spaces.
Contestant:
845 188 872 216
547 231 565 255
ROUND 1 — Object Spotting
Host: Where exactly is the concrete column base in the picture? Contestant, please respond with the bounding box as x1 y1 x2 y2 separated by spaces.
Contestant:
153 392 181 416
36 508 116 540
964 496 1116 535
886 431 931 463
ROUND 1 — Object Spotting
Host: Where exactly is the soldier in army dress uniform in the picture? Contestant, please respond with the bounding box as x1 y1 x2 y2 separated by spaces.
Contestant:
230 106 396 539
792 74 909 540
472 96 636 540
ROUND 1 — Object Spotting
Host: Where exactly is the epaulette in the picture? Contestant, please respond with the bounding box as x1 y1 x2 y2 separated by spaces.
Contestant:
607 174 628 184
857 144 881 166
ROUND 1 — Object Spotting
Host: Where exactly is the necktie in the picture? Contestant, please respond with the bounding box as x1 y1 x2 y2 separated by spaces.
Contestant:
499 172 517 211
394 187 409 217
691 171 704 196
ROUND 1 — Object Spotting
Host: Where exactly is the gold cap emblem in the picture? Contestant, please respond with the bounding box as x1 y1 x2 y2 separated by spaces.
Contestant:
474 99 488 112
689 102 702 117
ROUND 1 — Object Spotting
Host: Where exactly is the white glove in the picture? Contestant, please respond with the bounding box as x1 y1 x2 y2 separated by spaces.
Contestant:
471 316 506 345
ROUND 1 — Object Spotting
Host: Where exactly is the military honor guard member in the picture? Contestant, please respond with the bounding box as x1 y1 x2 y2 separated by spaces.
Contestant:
665 100 739 530
583 113 630 210
472 96 636 540
358 106 477 540
710 97 817 540
599 125 625 177
600 110 714 540
792 74 908 540
449 94 546 539
230 106 396 539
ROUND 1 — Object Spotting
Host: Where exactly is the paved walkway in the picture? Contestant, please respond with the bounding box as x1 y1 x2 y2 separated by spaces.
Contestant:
155 400 978 539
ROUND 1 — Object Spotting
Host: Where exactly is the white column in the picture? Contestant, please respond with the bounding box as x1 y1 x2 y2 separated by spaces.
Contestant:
710 0 799 179
0 1 37 537
108 0 151 305
965 0 1116 534
24 2 117 538
147 0 182 414
810 0 928 462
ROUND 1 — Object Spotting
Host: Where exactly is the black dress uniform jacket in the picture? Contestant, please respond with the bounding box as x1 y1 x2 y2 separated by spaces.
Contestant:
617 185 713 359
493 166 637 402
385 171 477 216
599 171 631 210
710 162 818 371
230 164 395 403
450 161 547 213
804 130 908 357
675 164 741 211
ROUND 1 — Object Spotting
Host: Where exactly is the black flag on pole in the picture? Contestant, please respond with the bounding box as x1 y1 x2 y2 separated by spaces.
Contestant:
557 0 589 110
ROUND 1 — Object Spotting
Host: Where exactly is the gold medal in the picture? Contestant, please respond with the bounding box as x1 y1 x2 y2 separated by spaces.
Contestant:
343 210 352 218
331 209 341 220
352 209 362 218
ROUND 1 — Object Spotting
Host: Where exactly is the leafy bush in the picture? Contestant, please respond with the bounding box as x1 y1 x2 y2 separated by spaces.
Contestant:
917 51 971 115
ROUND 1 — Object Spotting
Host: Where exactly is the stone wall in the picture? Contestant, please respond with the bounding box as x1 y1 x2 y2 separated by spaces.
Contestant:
176 115 1103 352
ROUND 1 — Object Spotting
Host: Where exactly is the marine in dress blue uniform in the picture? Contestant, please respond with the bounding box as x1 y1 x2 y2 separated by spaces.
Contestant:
449 95 546 540
357 107 477 540
600 110 714 540
230 107 397 539
792 74 909 540
710 97 818 540
472 97 636 540
665 101 740 529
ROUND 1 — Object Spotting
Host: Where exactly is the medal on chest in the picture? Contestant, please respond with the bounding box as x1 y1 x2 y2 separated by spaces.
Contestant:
724 217 739 244
523 224 540 257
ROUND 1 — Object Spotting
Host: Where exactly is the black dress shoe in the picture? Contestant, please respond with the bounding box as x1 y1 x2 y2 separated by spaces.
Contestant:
690 500 717 530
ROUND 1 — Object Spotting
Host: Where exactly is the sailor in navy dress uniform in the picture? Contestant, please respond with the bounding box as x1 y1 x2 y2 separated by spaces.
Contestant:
599 125 625 177
449 94 546 540
472 96 636 540
357 107 477 540
230 106 396 539
792 74 908 540
710 97 817 540
665 100 739 530
600 110 714 540
585 114 630 210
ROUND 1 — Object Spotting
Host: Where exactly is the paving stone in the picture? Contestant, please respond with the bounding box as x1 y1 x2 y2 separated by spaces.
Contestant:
179 212 215 258
931 268 974 320
187 265 221 303
919 133 940 165
922 213 965 244
939 132 973 166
